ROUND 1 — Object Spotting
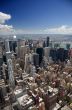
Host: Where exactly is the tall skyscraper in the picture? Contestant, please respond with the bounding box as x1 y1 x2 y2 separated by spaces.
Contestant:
17 39 22 57
20 46 26 59
36 47 44 66
24 54 30 72
33 53 39 67
44 47 51 61
9 41 17 52
5 39 10 52
46 37 49 47
7 59 15 89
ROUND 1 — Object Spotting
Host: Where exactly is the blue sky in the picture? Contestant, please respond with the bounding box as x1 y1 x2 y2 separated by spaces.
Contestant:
0 0 72 34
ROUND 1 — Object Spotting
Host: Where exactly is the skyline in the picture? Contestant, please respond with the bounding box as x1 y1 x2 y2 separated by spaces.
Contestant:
0 0 72 35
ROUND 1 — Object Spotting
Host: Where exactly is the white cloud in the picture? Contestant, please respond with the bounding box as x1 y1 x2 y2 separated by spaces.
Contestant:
0 12 14 35
0 24 13 30
0 24 14 35
0 12 11 24
15 25 72 34
44 25 72 34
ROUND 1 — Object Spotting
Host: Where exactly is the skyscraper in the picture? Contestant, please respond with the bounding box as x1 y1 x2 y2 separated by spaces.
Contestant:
44 47 51 61
36 47 44 66
5 39 10 52
7 59 15 89
33 53 39 67
46 37 49 47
